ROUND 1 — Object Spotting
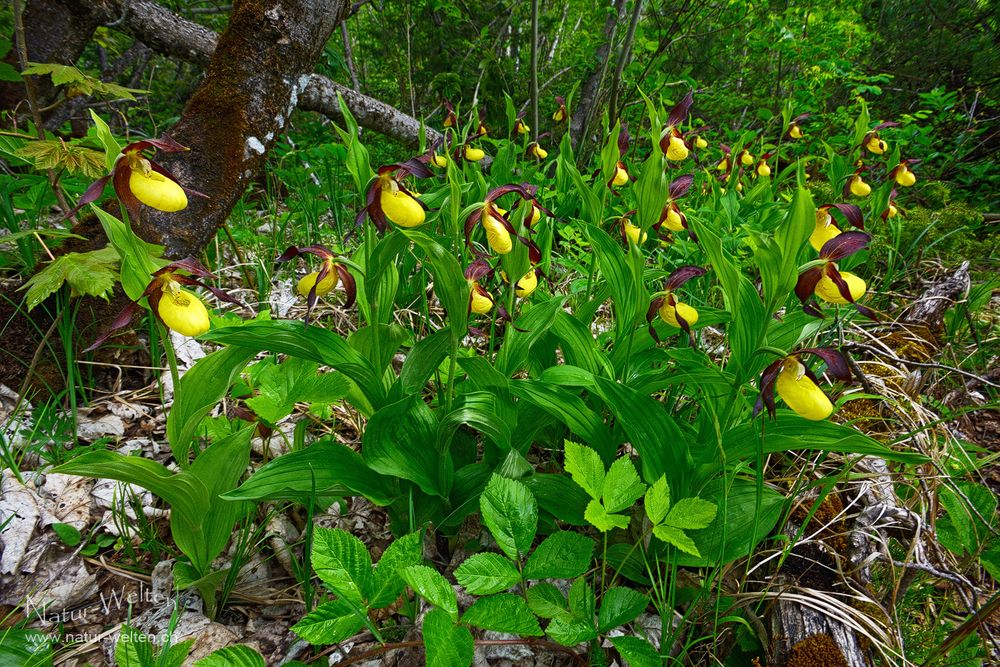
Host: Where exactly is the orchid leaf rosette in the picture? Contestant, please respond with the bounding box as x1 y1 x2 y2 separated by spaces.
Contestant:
796 231 876 319
86 259 240 351
69 135 205 219
276 245 357 323
756 348 852 421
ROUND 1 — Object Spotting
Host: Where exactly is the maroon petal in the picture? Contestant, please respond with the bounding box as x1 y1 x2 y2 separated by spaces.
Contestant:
83 300 143 352
112 163 141 217
754 358 785 419
335 263 357 308
668 174 694 200
667 91 695 128
820 231 870 260
60 174 111 221
798 347 851 383
827 203 864 231
665 265 706 291
795 266 824 304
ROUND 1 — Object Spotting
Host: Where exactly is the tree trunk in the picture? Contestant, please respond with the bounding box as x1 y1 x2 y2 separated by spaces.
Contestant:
570 0 628 154
130 0 348 258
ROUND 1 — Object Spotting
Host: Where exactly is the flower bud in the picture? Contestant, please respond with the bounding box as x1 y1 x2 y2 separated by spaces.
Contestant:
157 288 210 337
297 270 338 298
380 188 426 228
129 170 188 212
658 300 699 328
776 358 834 420
666 136 689 161
815 271 866 304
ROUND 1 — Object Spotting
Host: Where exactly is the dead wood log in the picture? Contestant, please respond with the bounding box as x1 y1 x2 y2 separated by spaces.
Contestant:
902 260 971 331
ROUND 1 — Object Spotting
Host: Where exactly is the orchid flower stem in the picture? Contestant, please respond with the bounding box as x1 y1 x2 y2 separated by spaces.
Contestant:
583 246 598 304
159 323 183 457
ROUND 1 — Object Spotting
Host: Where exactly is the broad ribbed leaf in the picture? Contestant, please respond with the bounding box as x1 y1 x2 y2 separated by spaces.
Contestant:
398 328 452 395
454 553 520 595
510 381 615 464
462 594 542 636
364 395 451 497
222 439 396 506
523 532 594 580
402 231 469 338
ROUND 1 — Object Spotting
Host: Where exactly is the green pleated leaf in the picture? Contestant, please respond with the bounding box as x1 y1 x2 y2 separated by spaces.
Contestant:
479 474 538 560
364 395 452 497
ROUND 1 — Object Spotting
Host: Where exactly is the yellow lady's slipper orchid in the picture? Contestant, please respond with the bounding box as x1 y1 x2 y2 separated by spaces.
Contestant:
469 283 494 314
815 270 866 304
658 299 698 328
848 175 871 197
740 150 754 166
530 143 548 159
895 166 916 187
694 136 708 149
664 207 685 233
775 357 834 421
756 161 771 177
465 146 486 162
865 135 887 154
296 270 338 298
431 153 449 168
887 203 898 218
623 221 647 245
612 164 630 187
665 135 688 161
716 158 729 172
128 168 188 212
380 187 426 228
810 210 841 252
157 287 210 337
502 269 539 298
788 124 804 139
482 211 513 254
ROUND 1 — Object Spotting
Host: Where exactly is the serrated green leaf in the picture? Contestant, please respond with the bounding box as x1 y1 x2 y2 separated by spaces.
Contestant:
523 531 594 580
584 499 629 532
652 524 700 557
461 594 542 636
370 531 424 608
454 552 521 595
115 625 154 667
21 246 118 310
597 587 649 632
311 528 373 605
291 599 366 645
526 583 568 618
610 636 660 667
193 644 265 667
15 140 106 178
644 475 670 525
245 358 351 424
602 457 645 514
423 608 473 667
664 497 718 531
479 474 537 560
564 441 605 500
50 522 81 546
546 613 598 646
401 565 458 621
